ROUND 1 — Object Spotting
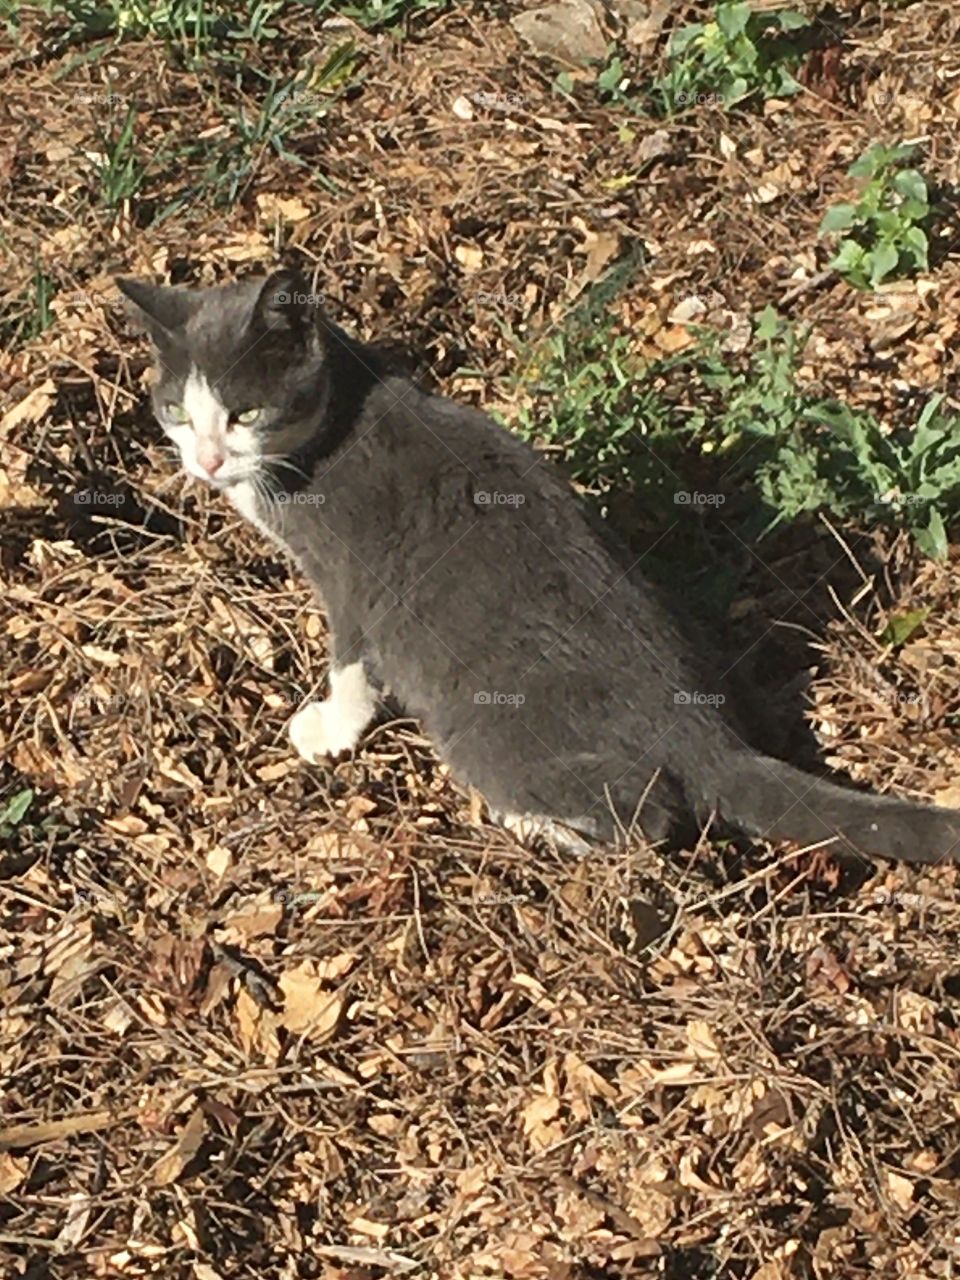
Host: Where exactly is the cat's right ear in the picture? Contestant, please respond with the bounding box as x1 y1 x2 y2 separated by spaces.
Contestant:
115 278 197 344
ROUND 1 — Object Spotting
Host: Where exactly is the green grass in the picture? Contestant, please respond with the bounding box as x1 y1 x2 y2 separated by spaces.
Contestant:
34 0 286 59
93 103 146 207
512 298 960 563
0 266 57 347
36 0 446 56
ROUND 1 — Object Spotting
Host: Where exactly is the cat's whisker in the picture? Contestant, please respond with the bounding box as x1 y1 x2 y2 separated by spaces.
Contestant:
261 454 312 484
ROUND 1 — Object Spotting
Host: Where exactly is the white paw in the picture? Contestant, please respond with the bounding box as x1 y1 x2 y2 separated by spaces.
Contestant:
288 699 360 763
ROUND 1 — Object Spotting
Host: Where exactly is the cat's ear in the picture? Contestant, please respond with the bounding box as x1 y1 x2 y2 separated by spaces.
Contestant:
115 278 197 342
253 268 320 348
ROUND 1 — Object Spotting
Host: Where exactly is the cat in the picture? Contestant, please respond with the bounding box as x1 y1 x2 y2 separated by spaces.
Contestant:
117 266 960 866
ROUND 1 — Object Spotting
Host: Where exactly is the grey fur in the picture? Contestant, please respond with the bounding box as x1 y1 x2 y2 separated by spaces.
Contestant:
117 268 960 866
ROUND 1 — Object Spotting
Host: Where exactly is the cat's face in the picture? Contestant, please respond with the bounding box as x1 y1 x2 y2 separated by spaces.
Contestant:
116 269 328 490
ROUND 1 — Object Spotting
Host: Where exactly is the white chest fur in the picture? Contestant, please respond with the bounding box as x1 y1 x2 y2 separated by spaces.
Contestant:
227 480 289 550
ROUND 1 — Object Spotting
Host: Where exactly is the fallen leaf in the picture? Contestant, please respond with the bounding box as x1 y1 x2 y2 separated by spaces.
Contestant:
887 1170 915 1212
152 1107 206 1186
278 961 344 1041
1 380 56 432
687 1020 721 1061
522 1093 563 1149
0 1152 28 1193
454 244 484 273
256 193 311 223
205 844 232 877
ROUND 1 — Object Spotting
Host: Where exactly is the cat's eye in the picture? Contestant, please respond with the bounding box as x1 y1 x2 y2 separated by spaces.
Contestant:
233 408 263 426
165 402 189 425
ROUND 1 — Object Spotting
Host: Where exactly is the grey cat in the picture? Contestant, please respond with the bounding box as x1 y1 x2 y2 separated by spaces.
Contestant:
117 267 960 865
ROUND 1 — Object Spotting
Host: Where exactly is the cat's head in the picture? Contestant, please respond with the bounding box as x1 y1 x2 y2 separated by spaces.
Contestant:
116 267 329 490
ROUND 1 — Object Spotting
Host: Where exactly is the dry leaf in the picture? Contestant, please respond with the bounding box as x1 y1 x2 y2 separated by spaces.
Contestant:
0 1152 28 1194
256 193 311 223
152 1107 205 1186
668 296 707 326
521 1093 563 1150
454 244 484 273
653 325 695 353
278 961 344 1041
56 1193 91 1249
887 1170 915 1212
80 644 122 667
687 1020 721 1061
205 844 232 877
1 380 56 432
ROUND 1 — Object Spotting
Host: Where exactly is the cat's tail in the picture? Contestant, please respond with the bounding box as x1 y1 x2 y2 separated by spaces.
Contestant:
712 751 960 865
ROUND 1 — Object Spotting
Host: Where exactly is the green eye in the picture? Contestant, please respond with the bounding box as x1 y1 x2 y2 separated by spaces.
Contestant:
234 408 263 426
165 402 189 424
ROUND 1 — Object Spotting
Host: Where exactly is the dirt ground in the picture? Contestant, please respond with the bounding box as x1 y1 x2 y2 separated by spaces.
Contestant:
3 3 960 1277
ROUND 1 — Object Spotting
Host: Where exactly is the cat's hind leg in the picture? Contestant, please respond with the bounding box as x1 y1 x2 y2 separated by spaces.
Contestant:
289 662 378 762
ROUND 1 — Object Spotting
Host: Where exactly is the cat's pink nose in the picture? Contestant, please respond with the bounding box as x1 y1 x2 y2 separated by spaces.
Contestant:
199 451 225 476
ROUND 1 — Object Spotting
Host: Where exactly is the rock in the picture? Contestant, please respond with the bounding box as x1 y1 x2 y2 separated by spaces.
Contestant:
511 0 608 68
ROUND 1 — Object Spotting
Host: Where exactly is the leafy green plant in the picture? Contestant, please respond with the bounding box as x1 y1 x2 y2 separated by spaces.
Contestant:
654 2 809 115
819 142 930 289
0 789 34 840
702 308 960 558
512 302 960 560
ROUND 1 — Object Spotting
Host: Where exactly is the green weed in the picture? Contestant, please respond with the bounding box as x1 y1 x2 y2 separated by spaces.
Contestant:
93 103 146 207
39 0 286 59
654 2 810 115
819 142 930 289
193 50 355 207
512 301 960 560
0 266 57 347
0 789 34 840
332 0 449 30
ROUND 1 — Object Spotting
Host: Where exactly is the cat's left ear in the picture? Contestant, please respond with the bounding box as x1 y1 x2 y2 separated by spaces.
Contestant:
254 268 321 349
115 278 199 344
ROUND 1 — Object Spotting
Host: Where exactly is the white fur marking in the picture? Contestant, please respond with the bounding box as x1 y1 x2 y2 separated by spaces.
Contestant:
289 663 377 762
228 479 287 548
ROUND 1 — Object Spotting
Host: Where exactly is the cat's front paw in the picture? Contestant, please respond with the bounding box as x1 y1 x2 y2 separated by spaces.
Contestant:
288 699 361 763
